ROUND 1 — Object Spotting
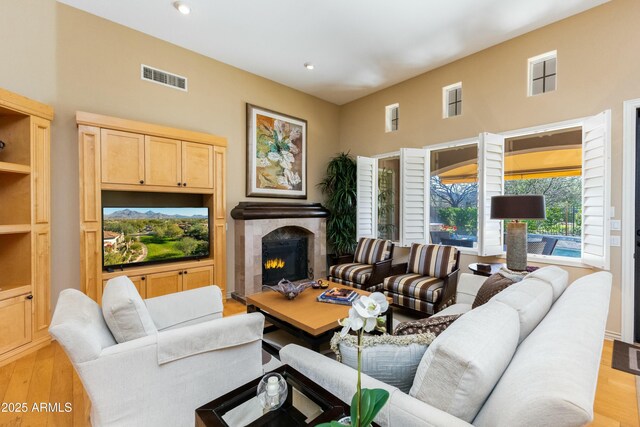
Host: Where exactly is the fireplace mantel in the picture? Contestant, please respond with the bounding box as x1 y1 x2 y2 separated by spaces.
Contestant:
232 202 328 300
231 202 329 220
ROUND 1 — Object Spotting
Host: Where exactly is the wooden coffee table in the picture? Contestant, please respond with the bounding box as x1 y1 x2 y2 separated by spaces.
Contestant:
246 284 393 353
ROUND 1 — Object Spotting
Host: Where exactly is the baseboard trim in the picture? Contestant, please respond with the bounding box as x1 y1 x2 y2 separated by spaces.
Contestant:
0 336 51 368
605 330 622 341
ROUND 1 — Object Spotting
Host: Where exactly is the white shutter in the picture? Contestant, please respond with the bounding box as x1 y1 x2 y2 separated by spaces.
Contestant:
356 156 378 240
400 148 429 246
478 132 505 256
581 110 611 270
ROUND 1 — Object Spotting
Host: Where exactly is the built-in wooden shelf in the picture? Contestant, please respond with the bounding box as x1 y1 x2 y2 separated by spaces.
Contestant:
0 224 31 234
0 162 30 175
0 283 31 300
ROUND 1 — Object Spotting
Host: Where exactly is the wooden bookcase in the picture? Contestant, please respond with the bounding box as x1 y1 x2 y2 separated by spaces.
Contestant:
77 112 227 303
0 87 53 366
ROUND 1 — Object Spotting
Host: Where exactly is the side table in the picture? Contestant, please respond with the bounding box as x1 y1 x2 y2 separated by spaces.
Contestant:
196 364 380 427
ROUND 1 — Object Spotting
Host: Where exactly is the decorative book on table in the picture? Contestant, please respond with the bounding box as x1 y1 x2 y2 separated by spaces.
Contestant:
317 288 358 305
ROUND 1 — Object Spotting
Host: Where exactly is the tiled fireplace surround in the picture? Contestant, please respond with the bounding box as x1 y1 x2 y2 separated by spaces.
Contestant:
231 202 329 299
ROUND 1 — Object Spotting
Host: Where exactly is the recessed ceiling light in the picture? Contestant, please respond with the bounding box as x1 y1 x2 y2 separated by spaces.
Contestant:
174 1 191 15
304 63 314 70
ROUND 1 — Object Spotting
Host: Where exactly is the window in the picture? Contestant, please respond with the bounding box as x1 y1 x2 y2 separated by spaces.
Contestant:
429 143 478 248
443 83 462 118
504 128 582 258
385 103 399 132
528 51 557 96
378 157 400 241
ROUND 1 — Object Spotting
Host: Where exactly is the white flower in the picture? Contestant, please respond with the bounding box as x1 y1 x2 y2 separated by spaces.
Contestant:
256 157 271 167
353 293 388 332
267 152 282 162
289 127 301 142
274 120 286 141
288 141 300 154
282 151 295 163
339 307 364 337
285 169 301 186
277 175 291 189
279 159 292 170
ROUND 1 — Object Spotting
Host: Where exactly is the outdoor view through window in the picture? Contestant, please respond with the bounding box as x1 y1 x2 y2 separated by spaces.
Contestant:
429 128 582 258
430 144 479 249
378 157 400 242
504 128 582 258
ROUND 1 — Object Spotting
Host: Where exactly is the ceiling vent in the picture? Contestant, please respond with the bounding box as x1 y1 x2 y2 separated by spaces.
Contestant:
141 64 188 91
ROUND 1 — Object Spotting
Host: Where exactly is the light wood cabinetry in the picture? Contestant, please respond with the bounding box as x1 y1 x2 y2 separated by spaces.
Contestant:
182 265 215 291
101 264 215 299
0 87 53 366
145 136 181 187
182 142 214 189
101 129 145 185
0 295 32 356
78 112 227 304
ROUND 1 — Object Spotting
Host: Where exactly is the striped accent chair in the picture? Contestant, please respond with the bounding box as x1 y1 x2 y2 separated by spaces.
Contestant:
383 243 460 315
328 238 394 290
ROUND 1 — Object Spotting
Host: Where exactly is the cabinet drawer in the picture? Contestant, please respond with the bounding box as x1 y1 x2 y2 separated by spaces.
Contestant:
0 295 32 355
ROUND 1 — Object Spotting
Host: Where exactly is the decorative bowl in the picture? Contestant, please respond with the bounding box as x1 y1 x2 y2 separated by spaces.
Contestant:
263 279 312 300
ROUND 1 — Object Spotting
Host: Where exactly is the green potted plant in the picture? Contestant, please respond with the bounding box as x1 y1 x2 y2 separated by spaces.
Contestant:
318 152 357 262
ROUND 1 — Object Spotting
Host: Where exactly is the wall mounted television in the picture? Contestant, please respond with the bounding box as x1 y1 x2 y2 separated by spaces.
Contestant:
102 207 210 270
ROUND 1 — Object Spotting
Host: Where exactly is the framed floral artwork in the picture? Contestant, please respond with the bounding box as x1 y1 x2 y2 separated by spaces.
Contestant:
246 104 307 198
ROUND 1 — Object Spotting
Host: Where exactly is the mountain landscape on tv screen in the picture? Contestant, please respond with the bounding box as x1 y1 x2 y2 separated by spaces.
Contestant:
103 208 209 268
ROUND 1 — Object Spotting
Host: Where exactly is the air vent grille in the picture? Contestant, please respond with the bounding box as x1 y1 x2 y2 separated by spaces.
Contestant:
141 65 188 91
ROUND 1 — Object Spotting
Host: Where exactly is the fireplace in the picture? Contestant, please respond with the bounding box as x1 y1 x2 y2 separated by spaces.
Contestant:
262 237 308 285
231 202 329 299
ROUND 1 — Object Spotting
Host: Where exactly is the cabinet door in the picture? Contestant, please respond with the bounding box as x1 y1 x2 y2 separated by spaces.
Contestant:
101 129 145 185
32 228 50 339
182 266 214 291
145 136 181 187
182 142 213 189
32 117 50 224
0 295 32 355
146 271 182 298
102 275 146 299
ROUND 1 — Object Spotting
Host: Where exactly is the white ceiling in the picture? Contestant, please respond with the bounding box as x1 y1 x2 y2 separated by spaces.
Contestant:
57 0 608 105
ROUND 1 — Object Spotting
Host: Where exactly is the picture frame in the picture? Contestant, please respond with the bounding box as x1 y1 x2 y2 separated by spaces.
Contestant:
246 104 307 199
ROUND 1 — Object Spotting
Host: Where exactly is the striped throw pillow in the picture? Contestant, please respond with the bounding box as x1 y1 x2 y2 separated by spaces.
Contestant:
354 238 393 264
407 244 457 279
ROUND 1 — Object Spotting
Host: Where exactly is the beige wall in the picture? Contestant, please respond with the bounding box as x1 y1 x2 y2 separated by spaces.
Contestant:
0 1 340 307
338 0 640 336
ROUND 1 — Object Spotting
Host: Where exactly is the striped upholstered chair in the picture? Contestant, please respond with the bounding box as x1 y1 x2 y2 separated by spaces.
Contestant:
383 243 460 315
328 238 394 291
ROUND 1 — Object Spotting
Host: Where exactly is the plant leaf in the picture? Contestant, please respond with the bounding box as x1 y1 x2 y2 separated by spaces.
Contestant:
350 391 358 426
360 389 390 426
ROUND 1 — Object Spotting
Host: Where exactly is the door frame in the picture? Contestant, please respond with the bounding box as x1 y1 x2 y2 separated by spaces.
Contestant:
621 98 640 343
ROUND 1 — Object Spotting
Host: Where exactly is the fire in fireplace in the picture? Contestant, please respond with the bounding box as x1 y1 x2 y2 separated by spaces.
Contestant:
262 237 308 286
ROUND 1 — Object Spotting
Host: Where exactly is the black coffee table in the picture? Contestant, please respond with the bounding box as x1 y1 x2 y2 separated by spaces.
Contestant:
196 365 381 427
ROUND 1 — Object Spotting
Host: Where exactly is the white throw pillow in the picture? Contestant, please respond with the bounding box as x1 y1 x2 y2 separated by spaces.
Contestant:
409 301 520 422
493 277 553 343
102 276 157 343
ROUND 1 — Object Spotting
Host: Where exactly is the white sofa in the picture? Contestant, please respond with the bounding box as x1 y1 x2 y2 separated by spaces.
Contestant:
281 266 612 426
50 276 265 427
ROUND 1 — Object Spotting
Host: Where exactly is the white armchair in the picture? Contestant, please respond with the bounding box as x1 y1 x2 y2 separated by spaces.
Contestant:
49 277 264 427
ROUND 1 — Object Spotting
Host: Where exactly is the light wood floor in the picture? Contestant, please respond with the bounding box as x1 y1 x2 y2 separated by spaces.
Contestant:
0 300 636 426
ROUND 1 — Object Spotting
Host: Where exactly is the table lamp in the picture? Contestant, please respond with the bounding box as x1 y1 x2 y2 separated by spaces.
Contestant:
490 195 546 271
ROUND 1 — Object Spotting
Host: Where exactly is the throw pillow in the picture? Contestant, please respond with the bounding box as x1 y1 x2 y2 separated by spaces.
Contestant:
331 333 435 393
394 314 462 337
102 276 157 343
472 272 518 309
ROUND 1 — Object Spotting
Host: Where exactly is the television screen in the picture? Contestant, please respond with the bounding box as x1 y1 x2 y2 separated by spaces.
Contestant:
102 207 210 269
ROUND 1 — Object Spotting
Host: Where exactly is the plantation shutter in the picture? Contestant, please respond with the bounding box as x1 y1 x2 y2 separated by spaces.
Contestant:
581 110 611 270
356 156 378 240
478 132 505 256
400 148 429 247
